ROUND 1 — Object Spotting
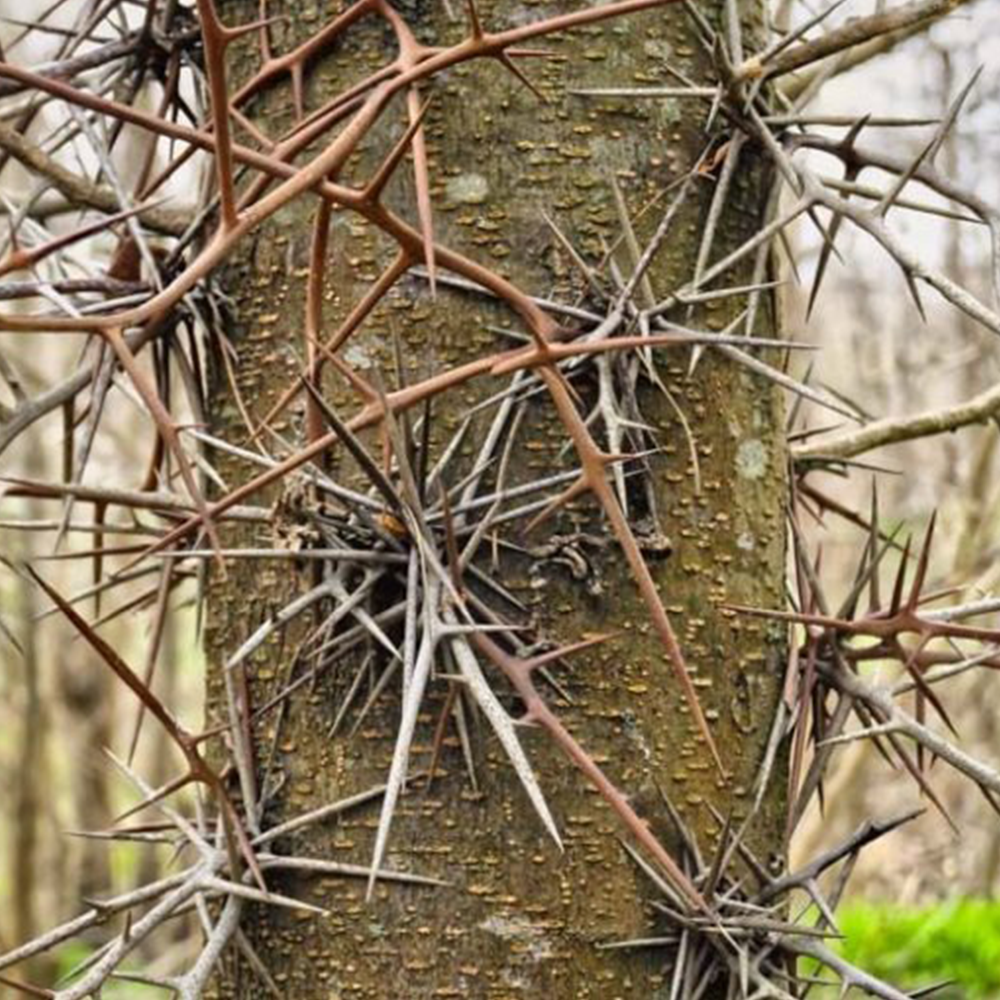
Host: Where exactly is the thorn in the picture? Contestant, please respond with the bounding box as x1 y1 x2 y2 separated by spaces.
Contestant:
522 632 619 672
869 480 882 613
195 0 240 230
756 0 851 67
365 98 434 202
290 63 305 120
222 13 287 44
498 52 548 103
465 0 484 39
0 974 54 999
408 89 437 298
888 535 912 616
523 472 591 534
806 206 847 319
112 771 195 825
906 510 937 613
878 67 982 218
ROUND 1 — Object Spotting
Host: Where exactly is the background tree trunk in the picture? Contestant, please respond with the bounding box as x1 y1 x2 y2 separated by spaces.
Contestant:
206 1 788 996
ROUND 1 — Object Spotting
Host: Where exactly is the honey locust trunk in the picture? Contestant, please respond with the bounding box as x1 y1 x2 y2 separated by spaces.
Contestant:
206 1 788 996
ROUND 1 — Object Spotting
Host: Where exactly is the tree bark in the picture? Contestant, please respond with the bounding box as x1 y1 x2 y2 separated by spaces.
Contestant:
206 1 788 996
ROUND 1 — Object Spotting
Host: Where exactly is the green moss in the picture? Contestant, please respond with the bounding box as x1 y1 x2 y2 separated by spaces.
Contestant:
836 898 1000 998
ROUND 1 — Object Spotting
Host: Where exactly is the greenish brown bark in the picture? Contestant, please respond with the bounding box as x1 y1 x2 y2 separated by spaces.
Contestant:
207 2 787 996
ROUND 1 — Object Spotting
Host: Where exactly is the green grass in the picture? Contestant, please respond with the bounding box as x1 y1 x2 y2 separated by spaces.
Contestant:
836 898 1000 999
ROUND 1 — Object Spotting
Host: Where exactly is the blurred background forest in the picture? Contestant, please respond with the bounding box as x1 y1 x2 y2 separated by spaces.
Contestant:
2 0 1000 995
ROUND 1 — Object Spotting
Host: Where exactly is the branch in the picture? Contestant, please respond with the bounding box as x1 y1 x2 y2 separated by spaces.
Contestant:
793 381 1000 461
739 0 972 83
0 120 188 236
782 13 960 101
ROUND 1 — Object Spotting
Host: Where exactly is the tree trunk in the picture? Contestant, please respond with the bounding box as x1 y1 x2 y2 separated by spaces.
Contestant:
206 1 787 996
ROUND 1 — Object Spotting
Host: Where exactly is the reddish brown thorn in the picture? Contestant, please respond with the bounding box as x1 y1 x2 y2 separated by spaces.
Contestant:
28 567 190 749
473 631 705 910
291 63 306 120
408 88 437 296
425 683 460 792
126 559 176 765
497 52 548 104
490 332 775 376
0 199 169 278
900 634 958 739
223 13 287 43
92 499 108 616
230 105 274 150
590 469 725 773
525 355 726 773
304 200 333 448
868 482 882 613
112 771 198 825
364 98 434 202
521 632 619 673
372 1 441 296
0 974 54 999
217 789 268 891
523 471 591 534
253 251 412 439
905 511 937 614
257 0 274 61
506 47 558 58
888 534 912 617
29 568 264 885
881 728 957 833
195 0 240 230
102 327 225 570
522 450 638 534
327 355 380 409
465 0 485 39
230 0 380 111
439 481 464 596
193 721 233 746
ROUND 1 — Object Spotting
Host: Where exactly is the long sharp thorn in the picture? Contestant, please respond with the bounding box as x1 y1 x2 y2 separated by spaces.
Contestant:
901 265 928 321
878 67 983 218
367 592 439 901
104 327 225 570
365 97 434 202
27 568 188 745
889 535 912 617
407 89 437 296
465 0 484 38
439 483 463 594
195 0 239 230
302 380 404 514
126 559 176 764
0 973 54 999
523 473 590 534
869 480 882 613
498 52 548 104
906 511 937 612
806 207 847 319
523 632 618 672
757 0 852 66
901 637 958 739
450 630 563 849
112 772 196 825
